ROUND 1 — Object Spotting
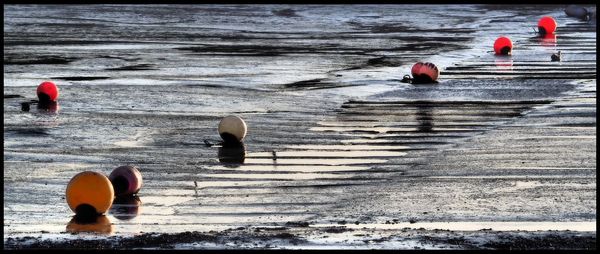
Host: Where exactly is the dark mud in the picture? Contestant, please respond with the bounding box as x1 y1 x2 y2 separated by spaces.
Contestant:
3 230 299 249
419 231 596 250
366 56 402 67
481 232 597 250
3 40 118 46
283 78 359 90
4 56 78 65
106 64 156 71
6 128 51 136
272 9 301 18
4 228 595 250
51 76 111 81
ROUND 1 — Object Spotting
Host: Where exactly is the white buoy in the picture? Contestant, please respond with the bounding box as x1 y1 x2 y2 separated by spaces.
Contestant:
218 115 247 144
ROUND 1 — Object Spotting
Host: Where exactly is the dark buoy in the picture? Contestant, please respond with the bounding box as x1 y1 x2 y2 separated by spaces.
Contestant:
538 16 557 35
66 171 114 216
565 5 590 21
36 81 59 103
108 166 143 196
21 102 31 112
410 62 439 84
218 115 247 145
551 51 562 62
494 36 513 55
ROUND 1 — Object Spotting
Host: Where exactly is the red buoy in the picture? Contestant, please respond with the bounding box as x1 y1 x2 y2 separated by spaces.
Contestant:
493 36 513 55
37 81 59 102
410 62 439 84
411 62 424 78
538 16 557 35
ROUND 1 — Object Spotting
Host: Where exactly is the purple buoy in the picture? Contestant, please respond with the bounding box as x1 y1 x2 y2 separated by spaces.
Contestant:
108 165 143 196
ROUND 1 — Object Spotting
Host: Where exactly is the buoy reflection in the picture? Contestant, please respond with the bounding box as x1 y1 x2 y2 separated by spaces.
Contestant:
66 215 113 235
37 101 60 114
416 103 434 133
109 195 142 221
218 143 246 166
494 56 514 71
540 33 557 47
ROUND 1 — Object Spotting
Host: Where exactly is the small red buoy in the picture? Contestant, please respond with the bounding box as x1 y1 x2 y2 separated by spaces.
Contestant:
36 81 59 102
538 16 557 35
493 36 513 55
410 62 439 84
108 166 143 196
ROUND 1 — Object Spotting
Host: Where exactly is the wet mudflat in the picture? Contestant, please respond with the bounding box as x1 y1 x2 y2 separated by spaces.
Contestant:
3 4 596 250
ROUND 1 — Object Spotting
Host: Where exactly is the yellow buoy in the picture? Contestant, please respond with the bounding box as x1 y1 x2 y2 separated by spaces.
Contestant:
66 171 114 216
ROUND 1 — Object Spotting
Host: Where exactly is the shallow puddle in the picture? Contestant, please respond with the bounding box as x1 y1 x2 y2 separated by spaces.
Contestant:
247 150 407 158
196 173 357 180
285 144 411 150
242 158 388 165
311 221 597 232
208 165 370 172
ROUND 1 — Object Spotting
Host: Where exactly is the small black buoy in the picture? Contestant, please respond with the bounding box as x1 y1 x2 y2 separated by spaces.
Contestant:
400 74 412 83
551 51 561 62
21 102 30 112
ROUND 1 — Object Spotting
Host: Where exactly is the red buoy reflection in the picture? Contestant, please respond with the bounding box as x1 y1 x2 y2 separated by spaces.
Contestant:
540 33 557 47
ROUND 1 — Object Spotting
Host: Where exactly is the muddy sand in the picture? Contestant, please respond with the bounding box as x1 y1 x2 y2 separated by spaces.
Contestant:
3 4 596 250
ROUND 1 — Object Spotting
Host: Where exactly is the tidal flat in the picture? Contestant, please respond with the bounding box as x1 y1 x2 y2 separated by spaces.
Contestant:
3 4 596 250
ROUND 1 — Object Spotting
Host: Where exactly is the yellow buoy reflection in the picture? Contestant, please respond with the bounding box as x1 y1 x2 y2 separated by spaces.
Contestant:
66 215 114 235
